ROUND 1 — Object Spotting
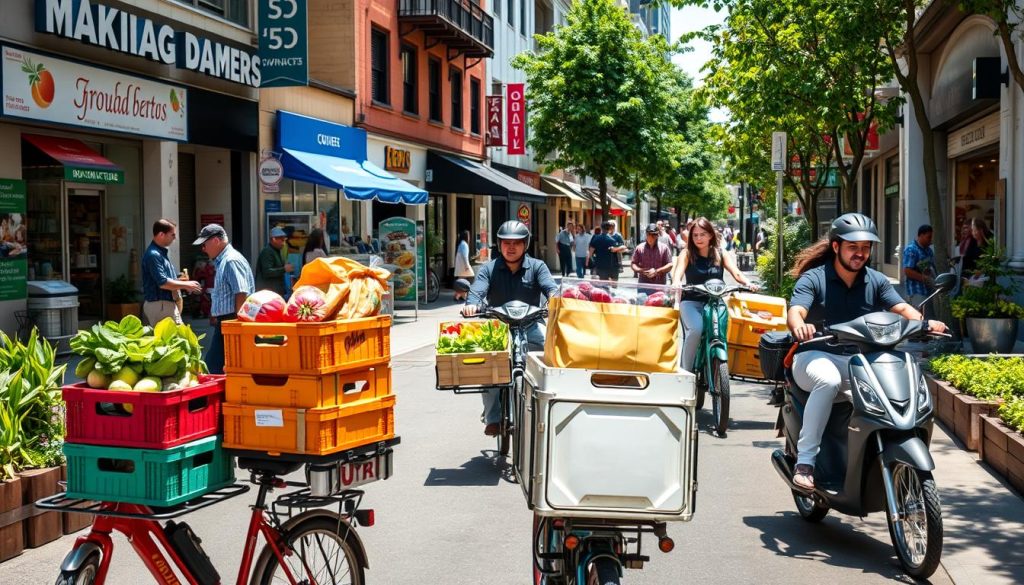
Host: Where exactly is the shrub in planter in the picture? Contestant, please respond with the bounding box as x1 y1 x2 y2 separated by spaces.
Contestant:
928 354 1022 449
951 243 1024 353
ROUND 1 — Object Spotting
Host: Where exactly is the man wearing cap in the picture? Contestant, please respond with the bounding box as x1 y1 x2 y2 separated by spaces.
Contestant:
142 219 202 326
631 223 674 286
194 224 255 374
255 227 294 297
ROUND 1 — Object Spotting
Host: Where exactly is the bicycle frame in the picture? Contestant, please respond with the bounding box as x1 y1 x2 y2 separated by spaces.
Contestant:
693 296 730 384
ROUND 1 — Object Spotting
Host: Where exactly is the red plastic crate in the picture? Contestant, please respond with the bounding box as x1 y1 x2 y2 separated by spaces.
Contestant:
62 375 225 449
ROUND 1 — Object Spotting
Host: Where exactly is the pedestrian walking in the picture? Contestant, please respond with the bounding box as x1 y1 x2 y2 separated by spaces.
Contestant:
142 219 201 326
254 227 293 297
590 220 626 281
631 223 673 286
556 222 575 277
573 224 591 278
454 230 475 301
902 224 935 309
194 224 254 374
302 228 329 270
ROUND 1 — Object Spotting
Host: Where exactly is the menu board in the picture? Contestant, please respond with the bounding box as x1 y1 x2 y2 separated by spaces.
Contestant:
0 179 27 300
378 217 418 302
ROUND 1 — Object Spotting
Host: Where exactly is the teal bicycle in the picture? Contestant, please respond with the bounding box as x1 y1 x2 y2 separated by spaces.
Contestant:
681 279 751 436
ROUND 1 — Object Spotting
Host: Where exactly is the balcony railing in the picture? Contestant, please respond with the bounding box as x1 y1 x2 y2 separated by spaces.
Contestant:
399 0 494 58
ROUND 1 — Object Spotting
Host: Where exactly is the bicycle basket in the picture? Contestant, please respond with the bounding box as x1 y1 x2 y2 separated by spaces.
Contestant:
758 331 793 381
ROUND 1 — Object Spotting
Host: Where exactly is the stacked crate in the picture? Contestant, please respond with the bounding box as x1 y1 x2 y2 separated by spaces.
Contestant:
60 376 235 507
726 293 789 379
220 316 395 457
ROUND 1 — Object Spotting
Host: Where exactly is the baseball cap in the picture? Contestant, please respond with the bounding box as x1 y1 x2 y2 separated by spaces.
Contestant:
645 223 659 234
193 224 227 246
270 227 287 238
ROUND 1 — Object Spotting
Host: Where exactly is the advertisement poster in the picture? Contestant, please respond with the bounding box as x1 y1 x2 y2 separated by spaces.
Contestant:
507 83 525 155
259 0 309 87
1 46 187 141
0 179 27 301
378 217 419 302
267 212 315 255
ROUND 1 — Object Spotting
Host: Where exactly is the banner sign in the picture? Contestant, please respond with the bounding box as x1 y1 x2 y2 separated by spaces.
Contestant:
486 95 503 146
0 179 27 301
1 46 187 141
258 0 308 87
507 83 525 155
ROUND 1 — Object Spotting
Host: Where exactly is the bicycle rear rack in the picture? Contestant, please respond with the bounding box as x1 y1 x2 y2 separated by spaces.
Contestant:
34 483 251 521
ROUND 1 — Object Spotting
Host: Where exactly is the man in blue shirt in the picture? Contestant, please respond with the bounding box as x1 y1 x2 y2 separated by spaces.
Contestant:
589 220 626 281
194 224 255 374
142 219 201 325
902 224 935 309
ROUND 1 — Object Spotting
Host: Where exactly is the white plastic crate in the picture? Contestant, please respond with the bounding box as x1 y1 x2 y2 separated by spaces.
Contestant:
515 352 698 522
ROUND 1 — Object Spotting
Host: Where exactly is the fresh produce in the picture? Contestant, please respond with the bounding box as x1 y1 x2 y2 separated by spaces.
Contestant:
69 316 206 392
559 282 676 307
238 290 287 322
436 320 510 354
134 377 162 393
285 285 328 322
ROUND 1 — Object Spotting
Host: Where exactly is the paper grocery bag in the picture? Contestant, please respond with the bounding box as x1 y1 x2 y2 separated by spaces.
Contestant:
294 257 390 319
544 297 680 373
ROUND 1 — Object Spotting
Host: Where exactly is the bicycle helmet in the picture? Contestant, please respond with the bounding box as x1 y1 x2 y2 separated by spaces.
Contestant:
829 213 880 243
497 220 531 247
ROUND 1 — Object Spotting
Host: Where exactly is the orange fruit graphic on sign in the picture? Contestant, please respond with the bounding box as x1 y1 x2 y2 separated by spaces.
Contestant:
22 58 54 108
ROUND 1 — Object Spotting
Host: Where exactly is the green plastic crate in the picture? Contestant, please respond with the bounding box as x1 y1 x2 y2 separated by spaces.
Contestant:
63 435 236 507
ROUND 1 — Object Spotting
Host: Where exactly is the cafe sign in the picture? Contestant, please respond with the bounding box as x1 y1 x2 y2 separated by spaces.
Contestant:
1 46 188 141
947 112 999 159
384 146 411 173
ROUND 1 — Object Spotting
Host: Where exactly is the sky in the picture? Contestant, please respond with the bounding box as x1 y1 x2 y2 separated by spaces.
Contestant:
669 4 730 123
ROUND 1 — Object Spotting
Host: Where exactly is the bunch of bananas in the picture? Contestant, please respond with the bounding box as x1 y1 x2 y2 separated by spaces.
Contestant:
338 276 386 319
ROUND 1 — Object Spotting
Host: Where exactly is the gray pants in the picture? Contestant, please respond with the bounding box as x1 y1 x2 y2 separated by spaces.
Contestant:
792 350 853 467
482 322 545 424
680 300 704 371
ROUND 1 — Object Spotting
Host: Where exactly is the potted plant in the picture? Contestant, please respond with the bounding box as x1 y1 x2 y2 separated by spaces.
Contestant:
952 243 1024 353
106 274 140 320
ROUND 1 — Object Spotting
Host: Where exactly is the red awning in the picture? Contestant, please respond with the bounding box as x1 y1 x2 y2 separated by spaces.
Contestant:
23 134 124 184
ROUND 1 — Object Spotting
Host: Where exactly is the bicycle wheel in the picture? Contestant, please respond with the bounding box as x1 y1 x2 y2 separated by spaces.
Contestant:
694 365 706 411
427 269 440 303
499 385 513 457
252 515 364 585
586 557 620 585
55 552 100 585
710 357 730 436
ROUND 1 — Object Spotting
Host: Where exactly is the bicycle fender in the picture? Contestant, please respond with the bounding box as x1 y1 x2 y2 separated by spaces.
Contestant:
708 344 728 363
880 435 935 472
281 509 370 569
61 541 103 573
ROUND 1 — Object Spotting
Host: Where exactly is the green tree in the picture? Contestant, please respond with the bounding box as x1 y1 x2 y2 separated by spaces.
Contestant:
513 0 677 220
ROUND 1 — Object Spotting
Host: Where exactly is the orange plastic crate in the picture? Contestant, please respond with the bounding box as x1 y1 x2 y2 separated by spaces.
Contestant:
222 316 391 375
221 395 396 456
225 366 391 409
728 344 765 379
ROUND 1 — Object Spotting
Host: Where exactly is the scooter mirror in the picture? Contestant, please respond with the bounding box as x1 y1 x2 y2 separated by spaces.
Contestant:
453 278 472 293
933 272 957 293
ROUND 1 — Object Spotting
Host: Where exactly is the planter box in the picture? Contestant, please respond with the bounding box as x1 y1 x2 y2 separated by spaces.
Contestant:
0 478 23 562
981 415 1024 495
18 467 62 548
925 374 958 430
951 392 1001 451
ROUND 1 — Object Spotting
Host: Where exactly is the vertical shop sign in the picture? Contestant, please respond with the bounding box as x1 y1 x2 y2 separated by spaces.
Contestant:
0 179 27 301
486 96 503 146
259 0 309 87
507 83 525 155
379 217 421 303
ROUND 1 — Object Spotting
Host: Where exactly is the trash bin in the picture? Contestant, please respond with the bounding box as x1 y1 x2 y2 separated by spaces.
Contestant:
27 280 79 343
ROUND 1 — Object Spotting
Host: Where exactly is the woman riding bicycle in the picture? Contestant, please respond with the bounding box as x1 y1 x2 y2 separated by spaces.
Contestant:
670 217 758 371
461 220 558 436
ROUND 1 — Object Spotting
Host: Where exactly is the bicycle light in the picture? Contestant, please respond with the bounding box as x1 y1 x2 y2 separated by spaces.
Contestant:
658 536 675 553
564 535 580 550
354 509 375 527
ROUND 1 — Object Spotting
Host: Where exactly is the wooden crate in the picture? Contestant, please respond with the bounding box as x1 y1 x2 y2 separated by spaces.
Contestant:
435 350 512 388
0 477 23 562
19 467 62 548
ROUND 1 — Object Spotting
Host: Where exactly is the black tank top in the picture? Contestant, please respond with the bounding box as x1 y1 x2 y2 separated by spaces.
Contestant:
684 253 723 300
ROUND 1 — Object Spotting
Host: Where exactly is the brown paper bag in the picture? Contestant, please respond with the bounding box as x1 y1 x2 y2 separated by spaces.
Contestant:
544 297 680 373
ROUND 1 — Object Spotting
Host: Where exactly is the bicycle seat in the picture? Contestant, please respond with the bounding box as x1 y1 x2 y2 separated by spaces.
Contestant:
236 456 303 477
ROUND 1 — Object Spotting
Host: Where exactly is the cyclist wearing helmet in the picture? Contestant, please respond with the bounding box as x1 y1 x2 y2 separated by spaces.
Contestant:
787 213 947 490
463 220 557 435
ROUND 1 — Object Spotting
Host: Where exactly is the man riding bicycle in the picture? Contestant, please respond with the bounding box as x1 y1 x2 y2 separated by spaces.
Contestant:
462 220 558 436
787 213 948 490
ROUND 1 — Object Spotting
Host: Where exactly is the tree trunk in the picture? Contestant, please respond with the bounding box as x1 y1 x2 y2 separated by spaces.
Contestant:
655 194 663 219
998 20 1024 92
598 175 610 222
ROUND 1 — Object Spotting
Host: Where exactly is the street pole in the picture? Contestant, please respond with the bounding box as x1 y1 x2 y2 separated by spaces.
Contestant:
776 170 784 291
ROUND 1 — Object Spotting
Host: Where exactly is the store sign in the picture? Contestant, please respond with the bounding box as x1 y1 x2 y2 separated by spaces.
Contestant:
35 0 262 87
0 179 27 301
947 112 1000 159
1 46 188 141
384 146 411 173
258 157 284 191
486 96 503 146
517 203 531 225
516 170 540 190
842 114 880 157
258 0 308 87
277 110 366 160
507 83 525 155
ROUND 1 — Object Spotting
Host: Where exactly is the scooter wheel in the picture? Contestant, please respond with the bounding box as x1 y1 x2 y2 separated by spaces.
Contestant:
886 465 943 579
792 491 829 523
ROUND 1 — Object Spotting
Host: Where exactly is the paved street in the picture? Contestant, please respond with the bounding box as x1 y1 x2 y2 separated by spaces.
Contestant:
16 331 1024 584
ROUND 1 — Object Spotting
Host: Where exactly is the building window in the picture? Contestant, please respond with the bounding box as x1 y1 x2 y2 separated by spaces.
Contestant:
450 67 464 130
401 45 417 115
508 0 514 25
178 0 250 27
520 0 526 34
470 77 481 135
371 28 389 105
495 0 501 17
429 57 443 122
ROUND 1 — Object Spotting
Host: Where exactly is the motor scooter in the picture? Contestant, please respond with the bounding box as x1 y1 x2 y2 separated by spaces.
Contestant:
770 272 956 579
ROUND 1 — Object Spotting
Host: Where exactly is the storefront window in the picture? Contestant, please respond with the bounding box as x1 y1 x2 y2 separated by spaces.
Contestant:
954 151 998 245
295 181 315 213
317 186 341 252
103 144 142 285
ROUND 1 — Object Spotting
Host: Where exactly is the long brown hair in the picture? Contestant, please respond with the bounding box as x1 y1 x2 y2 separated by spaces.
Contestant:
686 217 721 266
790 236 834 277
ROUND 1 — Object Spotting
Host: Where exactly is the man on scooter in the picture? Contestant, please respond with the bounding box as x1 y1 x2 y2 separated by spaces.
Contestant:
462 220 558 436
786 213 947 489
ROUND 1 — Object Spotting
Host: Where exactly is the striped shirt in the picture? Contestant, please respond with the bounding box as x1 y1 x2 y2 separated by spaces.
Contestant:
211 244 255 317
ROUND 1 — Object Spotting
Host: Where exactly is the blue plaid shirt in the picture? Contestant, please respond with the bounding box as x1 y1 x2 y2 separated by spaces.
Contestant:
902 239 934 297
211 244 255 317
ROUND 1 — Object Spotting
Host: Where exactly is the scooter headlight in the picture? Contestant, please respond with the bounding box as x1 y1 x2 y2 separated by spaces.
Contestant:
854 377 886 416
917 373 931 413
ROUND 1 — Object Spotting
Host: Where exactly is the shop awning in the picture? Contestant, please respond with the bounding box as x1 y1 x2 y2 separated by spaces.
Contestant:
22 134 124 184
281 148 427 204
426 151 547 203
582 187 634 212
541 176 588 202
